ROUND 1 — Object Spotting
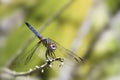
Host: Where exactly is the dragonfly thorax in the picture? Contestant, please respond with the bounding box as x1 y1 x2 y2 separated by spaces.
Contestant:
41 38 56 51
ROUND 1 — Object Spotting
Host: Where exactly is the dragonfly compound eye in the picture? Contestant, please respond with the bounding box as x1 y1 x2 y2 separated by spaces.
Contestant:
50 43 56 50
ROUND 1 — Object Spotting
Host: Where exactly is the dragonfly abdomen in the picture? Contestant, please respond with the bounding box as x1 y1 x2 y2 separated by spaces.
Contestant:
25 22 43 40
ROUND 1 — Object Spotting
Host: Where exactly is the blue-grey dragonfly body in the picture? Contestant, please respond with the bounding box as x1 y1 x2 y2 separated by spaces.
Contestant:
25 22 83 65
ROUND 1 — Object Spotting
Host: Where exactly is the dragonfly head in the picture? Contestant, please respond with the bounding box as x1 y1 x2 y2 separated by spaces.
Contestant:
42 38 57 51
49 43 56 51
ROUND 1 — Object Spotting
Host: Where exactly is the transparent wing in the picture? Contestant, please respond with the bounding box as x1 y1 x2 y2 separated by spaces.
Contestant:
49 38 84 63
10 41 47 72
24 41 41 65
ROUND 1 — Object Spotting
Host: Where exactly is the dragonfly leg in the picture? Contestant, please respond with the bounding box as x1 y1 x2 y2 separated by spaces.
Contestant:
50 52 53 59
51 52 56 59
45 49 51 61
45 50 56 61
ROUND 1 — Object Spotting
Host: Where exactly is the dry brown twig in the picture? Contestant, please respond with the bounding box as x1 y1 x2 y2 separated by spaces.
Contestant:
2 58 63 76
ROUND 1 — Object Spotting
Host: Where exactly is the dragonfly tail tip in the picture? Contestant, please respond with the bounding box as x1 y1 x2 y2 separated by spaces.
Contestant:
25 22 30 26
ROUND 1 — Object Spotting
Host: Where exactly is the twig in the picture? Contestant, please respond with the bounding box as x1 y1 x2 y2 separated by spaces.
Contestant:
6 0 74 68
2 58 63 76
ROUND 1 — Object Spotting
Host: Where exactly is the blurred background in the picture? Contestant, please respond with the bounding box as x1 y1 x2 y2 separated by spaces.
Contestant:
0 0 120 80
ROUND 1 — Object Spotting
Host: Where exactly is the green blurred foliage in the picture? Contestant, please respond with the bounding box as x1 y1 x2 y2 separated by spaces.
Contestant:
0 0 120 80
105 0 120 15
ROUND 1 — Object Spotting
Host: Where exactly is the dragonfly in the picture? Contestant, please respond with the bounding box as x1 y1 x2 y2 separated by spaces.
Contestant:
24 22 83 65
